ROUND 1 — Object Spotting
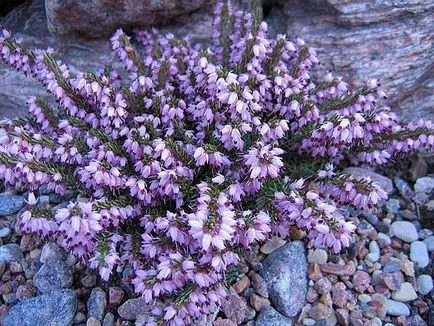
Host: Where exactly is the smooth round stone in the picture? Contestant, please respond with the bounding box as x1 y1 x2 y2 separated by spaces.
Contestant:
416 275 433 295
386 300 410 316
0 228 11 238
391 282 417 302
390 221 418 242
410 241 429 268
0 194 25 217
414 177 434 193
366 253 380 263
371 317 382 326
423 236 434 251
308 249 328 265
377 233 391 246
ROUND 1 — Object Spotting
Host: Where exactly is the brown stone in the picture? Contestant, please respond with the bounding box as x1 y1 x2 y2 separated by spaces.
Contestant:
332 282 348 308
16 284 36 301
109 287 124 306
221 290 247 324
306 287 319 303
352 271 370 293
320 262 356 276
213 318 237 326
249 294 270 312
0 282 12 295
232 276 250 294
336 308 350 326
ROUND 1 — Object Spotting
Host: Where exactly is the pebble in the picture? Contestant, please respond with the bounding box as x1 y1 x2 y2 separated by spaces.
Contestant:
353 271 370 293
0 244 23 263
232 275 250 294
423 235 434 251
102 313 115 326
416 275 433 295
250 294 270 311
377 233 391 246
3 289 77 326
249 271 268 298
410 241 429 268
386 299 410 316
87 287 107 321
308 249 328 265
108 287 124 306
414 176 434 193
118 297 161 320
394 177 414 198
87 317 101 326
390 221 418 242
0 194 24 216
358 294 371 303
0 228 11 238
260 241 308 317
314 277 332 294
400 259 415 277
75 312 86 323
255 306 293 326
16 284 36 301
332 282 348 308
221 290 248 324
385 199 400 214
260 237 286 255
320 262 356 276
391 282 417 302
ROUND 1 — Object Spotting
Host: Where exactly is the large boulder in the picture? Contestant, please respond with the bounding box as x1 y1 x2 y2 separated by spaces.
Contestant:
45 0 213 37
0 0 216 120
267 0 434 120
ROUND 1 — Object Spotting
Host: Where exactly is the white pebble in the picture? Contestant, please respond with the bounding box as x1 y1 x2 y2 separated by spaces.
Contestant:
390 221 418 242
391 282 417 302
410 241 429 268
416 275 433 295
386 300 410 316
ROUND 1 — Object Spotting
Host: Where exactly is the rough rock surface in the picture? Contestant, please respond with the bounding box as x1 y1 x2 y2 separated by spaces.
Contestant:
0 0 219 120
260 241 308 317
3 289 77 326
45 0 213 36
272 0 434 120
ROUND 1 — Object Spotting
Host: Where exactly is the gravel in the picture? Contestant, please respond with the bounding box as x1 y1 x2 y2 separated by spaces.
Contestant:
390 221 418 242
410 241 430 268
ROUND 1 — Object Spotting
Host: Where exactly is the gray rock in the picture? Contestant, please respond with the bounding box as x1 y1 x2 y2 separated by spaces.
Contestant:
307 249 328 265
410 241 429 268
88 287 107 321
385 199 400 215
423 235 434 251
40 243 66 263
390 221 418 242
260 241 308 317
386 299 410 317
275 0 434 121
416 275 433 295
343 168 393 195
408 315 428 326
414 177 434 193
391 282 417 302
0 194 24 216
221 289 247 324
255 306 293 326
394 177 414 198
45 0 212 36
102 313 115 326
118 298 162 321
34 260 73 293
0 244 23 263
0 227 11 238
4 289 77 326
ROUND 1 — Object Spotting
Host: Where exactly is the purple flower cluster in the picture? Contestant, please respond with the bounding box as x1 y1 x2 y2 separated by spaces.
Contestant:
0 1 433 324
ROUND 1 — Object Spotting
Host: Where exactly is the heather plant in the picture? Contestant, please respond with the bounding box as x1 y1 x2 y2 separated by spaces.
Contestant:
0 1 433 324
